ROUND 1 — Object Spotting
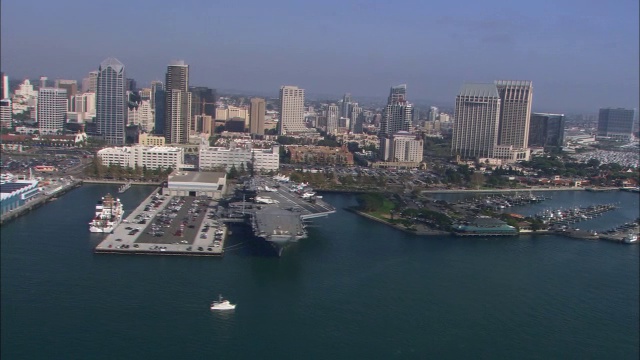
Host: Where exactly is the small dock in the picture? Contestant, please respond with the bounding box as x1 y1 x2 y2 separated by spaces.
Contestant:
95 190 228 256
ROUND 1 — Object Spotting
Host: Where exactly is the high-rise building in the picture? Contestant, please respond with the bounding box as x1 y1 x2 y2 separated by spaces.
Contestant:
151 81 165 135
278 85 306 135
1 99 12 128
529 113 565 148
495 80 533 149
95 57 127 145
451 84 501 159
597 108 635 140
379 84 412 138
1 72 8 99
190 86 216 120
428 106 439 121
55 79 78 111
350 105 362 133
342 93 352 119
326 104 339 134
250 97 266 135
126 78 137 92
37 88 67 134
84 71 98 92
128 99 153 132
39 76 48 89
164 61 191 144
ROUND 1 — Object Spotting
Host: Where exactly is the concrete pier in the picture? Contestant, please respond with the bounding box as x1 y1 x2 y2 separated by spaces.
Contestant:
94 190 228 256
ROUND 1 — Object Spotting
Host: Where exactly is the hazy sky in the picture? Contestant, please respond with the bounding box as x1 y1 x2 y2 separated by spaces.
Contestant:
1 0 638 113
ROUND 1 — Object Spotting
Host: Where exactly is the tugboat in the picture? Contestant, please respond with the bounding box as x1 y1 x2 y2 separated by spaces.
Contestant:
210 295 236 311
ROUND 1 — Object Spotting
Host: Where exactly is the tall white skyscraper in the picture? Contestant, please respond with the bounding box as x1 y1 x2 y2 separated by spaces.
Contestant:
451 84 502 159
96 57 126 145
379 84 413 138
165 61 191 144
495 80 533 149
278 85 306 135
37 88 67 134
326 104 339 134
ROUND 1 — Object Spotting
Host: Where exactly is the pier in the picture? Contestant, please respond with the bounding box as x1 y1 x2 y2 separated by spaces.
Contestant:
0 179 82 225
95 189 228 256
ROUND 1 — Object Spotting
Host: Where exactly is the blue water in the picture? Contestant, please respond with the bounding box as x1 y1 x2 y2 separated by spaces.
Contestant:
1 185 638 359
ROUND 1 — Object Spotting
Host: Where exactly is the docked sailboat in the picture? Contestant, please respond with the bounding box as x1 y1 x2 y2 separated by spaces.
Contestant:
89 194 124 233
118 181 132 194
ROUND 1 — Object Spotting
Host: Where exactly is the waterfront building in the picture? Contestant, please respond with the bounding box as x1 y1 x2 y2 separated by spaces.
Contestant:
96 57 127 145
165 61 191 144
278 85 307 135
250 98 265 136
0 174 39 215
37 88 67 134
165 171 227 198
199 144 280 172
495 80 533 149
597 108 635 140
138 133 166 146
529 113 565 148
326 104 339 134
451 83 501 158
97 145 184 170
379 84 413 138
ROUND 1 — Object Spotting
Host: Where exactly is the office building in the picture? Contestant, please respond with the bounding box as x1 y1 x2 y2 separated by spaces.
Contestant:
250 97 266 135
97 145 184 170
138 133 166 146
326 104 339 134
381 131 423 162
597 108 635 140
82 71 99 92
55 79 77 111
379 84 412 137
128 99 153 132
190 86 216 121
151 81 165 135
495 80 533 149
428 106 439 121
165 61 191 144
342 93 352 119
199 145 280 172
529 113 565 148
37 88 67 134
350 105 362 133
278 85 306 134
1 99 11 128
1 72 8 99
451 84 501 158
95 57 127 145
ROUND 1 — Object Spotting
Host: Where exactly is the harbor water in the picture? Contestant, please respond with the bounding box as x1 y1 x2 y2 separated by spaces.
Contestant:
1 185 638 359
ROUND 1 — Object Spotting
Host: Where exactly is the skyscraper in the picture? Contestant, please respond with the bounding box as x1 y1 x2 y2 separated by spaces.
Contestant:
164 61 191 144
96 57 127 145
342 93 352 119
529 113 565 148
190 86 216 132
326 104 339 134
597 108 635 140
87 71 98 92
37 88 67 134
428 106 439 121
150 81 165 135
1 72 8 99
379 84 412 137
350 105 362 133
451 84 501 158
278 85 306 135
55 79 77 111
250 97 266 136
495 80 533 149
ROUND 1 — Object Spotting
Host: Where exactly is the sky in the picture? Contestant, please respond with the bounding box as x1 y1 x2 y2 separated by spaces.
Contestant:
1 0 638 113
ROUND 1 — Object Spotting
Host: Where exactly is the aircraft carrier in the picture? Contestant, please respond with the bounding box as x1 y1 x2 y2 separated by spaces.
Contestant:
227 175 335 256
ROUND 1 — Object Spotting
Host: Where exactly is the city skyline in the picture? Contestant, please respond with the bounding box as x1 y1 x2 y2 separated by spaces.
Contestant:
1 0 637 114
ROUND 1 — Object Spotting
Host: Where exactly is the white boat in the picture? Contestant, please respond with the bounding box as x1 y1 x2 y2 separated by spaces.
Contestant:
89 194 124 233
623 233 638 244
210 295 236 311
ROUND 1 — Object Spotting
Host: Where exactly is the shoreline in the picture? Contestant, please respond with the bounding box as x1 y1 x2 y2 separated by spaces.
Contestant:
344 207 451 236
81 179 163 186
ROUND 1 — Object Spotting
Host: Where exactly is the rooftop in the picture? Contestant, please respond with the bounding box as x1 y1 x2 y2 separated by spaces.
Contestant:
168 171 225 184
458 84 499 98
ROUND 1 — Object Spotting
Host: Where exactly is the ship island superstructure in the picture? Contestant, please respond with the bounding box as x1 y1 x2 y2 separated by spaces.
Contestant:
89 193 124 233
